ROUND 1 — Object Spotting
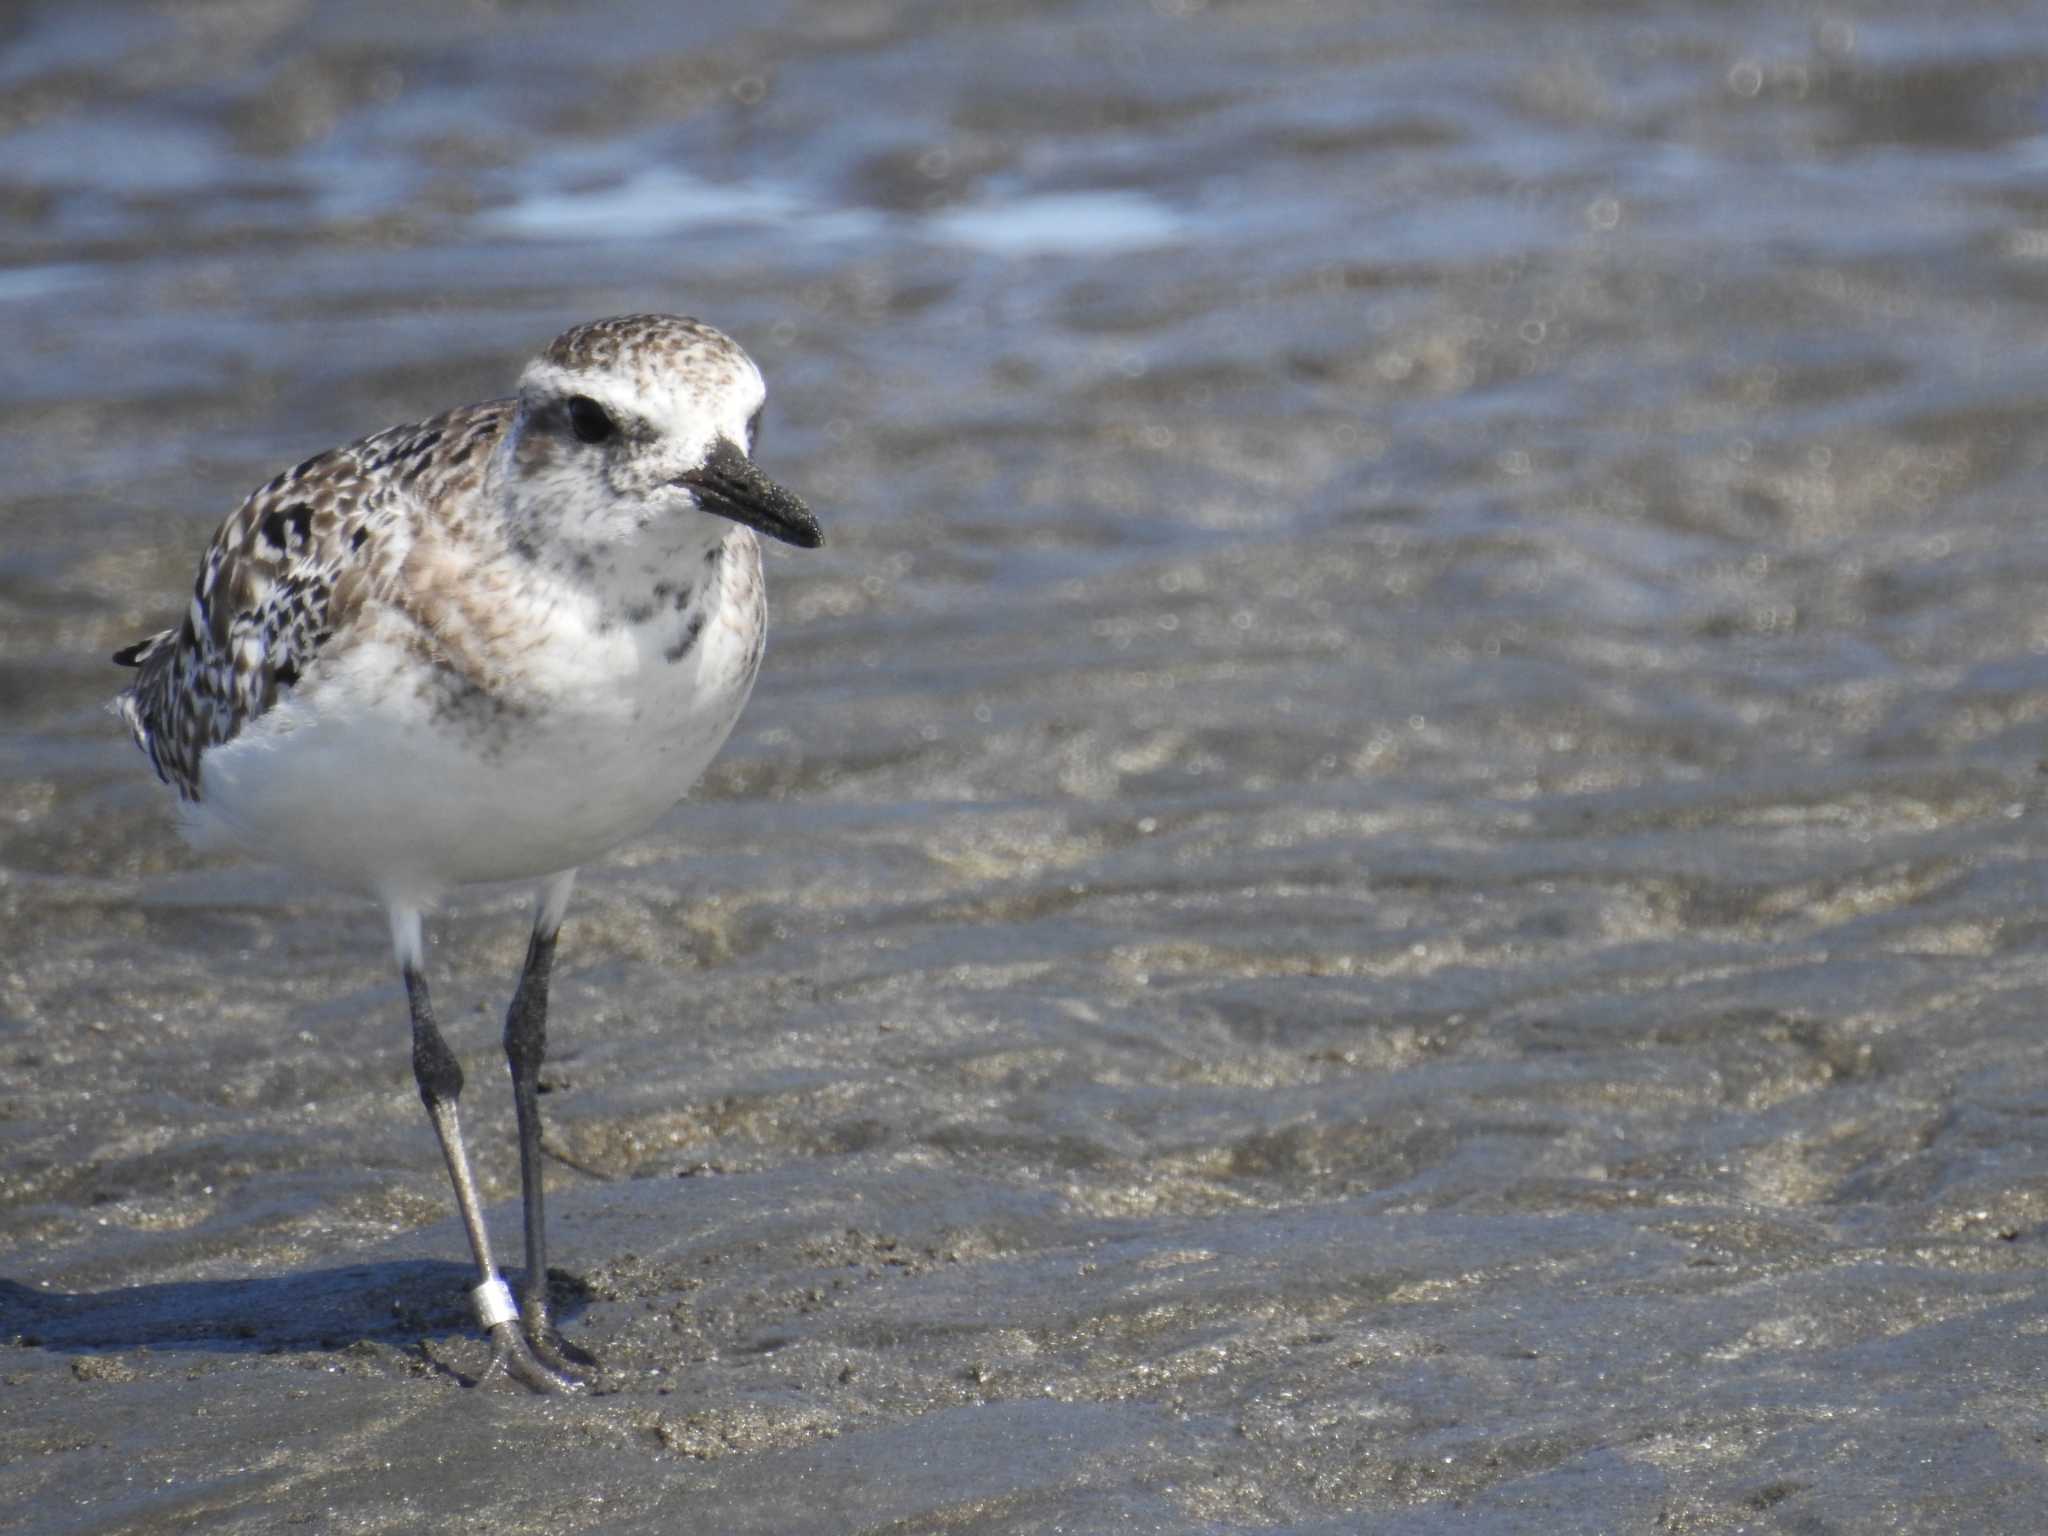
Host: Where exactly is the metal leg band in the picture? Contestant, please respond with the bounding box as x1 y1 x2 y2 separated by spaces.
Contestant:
472 1276 518 1330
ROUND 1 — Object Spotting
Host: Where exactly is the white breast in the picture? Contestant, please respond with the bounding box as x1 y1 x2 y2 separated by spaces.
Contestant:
187 530 767 909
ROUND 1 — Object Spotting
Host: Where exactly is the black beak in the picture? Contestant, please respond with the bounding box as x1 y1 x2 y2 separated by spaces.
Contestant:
677 437 823 549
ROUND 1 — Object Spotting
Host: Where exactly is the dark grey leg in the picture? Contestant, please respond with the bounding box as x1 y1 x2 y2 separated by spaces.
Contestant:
502 871 592 1375
505 921 555 1331
405 963 580 1394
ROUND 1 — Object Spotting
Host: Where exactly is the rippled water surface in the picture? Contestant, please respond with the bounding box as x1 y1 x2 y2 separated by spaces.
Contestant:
9 2 2048 1531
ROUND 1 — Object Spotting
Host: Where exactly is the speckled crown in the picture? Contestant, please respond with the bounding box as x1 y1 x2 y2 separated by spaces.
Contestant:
540 313 750 391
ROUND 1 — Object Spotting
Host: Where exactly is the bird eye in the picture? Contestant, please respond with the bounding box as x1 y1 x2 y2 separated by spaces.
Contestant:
566 395 615 445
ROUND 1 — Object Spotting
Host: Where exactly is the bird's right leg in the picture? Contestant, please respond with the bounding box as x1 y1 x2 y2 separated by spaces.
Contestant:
501 870 595 1378
394 906 580 1394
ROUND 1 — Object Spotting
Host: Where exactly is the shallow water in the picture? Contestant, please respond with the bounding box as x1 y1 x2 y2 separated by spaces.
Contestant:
8 0 2048 1530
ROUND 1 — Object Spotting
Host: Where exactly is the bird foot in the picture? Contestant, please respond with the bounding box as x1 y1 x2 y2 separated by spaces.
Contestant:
524 1296 603 1381
480 1320 588 1394
530 1324 602 1382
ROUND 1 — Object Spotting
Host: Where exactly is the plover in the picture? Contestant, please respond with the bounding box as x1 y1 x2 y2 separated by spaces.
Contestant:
112 313 822 1392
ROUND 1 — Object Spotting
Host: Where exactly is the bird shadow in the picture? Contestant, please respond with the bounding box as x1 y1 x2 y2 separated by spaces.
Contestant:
0 1262 594 1357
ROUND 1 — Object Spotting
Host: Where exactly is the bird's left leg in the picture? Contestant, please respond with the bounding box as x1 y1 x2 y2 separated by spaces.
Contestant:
503 869 594 1376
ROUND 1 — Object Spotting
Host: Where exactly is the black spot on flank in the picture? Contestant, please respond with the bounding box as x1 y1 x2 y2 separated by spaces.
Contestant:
291 455 322 482
274 659 301 688
111 638 151 667
509 531 540 562
180 614 198 645
406 430 443 459
623 603 655 625
664 612 706 663
261 502 315 550
652 582 674 602
422 666 529 754
447 441 475 466
704 543 723 569
351 527 369 550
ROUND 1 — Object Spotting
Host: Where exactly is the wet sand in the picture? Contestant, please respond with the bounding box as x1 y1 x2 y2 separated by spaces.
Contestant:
8 1 2048 1530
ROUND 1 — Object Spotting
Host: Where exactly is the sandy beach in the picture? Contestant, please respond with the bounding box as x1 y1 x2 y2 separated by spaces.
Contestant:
8 2 2048 1530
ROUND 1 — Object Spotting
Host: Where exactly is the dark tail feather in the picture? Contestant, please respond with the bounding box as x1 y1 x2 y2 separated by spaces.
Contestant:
112 632 171 668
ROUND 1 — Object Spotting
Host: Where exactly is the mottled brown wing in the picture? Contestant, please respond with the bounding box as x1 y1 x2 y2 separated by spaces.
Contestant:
112 404 506 800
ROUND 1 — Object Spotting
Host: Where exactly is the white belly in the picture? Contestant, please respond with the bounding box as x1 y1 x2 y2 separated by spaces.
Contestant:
187 565 762 907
